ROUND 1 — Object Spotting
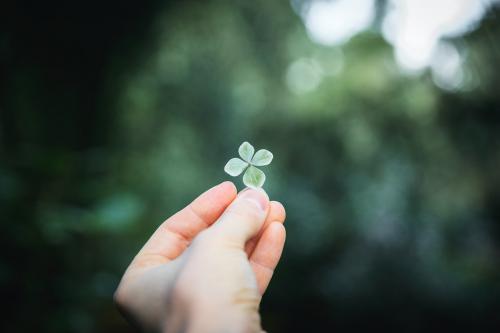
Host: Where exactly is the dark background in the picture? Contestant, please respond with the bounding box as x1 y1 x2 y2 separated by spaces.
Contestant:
1 0 500 332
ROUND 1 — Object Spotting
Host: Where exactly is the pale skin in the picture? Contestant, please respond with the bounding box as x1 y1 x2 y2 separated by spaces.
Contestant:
114 181 286 333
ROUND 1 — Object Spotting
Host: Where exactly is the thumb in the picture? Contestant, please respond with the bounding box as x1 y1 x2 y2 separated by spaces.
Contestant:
210 188 269 246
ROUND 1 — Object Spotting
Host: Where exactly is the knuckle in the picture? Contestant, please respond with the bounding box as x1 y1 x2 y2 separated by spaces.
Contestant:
232 286 261 311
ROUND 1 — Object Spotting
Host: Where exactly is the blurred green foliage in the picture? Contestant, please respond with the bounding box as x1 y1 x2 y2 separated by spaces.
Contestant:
2 0 500 332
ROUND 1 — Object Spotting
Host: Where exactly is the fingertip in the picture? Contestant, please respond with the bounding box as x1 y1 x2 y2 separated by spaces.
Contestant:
269 201 286 223
239 186 269 197
244 201 285 256
205 181 237 207
273 201 286 217
187 181 237 226
251 221 286 268
216 181 238 198
238 188 270 212
212 188 270 245
268 221 286 243
220 180 237 193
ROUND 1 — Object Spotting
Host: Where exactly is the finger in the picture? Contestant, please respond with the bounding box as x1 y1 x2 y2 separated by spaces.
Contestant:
210 188 270 246
249 222 286 295
245 201 286 256
135 181 237 265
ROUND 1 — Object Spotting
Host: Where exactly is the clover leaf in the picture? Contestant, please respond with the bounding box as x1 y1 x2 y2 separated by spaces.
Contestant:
224 141 273 188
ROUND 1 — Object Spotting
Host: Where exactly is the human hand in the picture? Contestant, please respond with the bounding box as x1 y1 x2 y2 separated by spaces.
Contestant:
114 181 286 333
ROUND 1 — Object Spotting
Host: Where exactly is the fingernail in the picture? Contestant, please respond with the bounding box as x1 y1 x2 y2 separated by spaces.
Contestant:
240 188 268 211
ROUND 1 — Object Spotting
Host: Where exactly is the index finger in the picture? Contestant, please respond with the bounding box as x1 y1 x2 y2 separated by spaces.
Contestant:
134 181 237 267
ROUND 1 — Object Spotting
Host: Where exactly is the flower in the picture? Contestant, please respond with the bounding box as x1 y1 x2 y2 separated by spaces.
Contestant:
224 141 273 188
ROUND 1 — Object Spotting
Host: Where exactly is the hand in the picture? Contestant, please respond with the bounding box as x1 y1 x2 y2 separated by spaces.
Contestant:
114 181 286 333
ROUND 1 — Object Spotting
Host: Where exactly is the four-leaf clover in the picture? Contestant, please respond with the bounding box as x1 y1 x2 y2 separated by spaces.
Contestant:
224 141 273 188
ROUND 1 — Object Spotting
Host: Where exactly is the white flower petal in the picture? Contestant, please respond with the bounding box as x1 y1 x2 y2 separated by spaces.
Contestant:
251 149 273 166
238 141 255 162
243 165 266 188
224 158 248 176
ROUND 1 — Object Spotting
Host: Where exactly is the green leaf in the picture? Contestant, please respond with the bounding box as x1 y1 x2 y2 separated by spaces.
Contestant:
251 149 273 166
243 165 266 188
238 141 255 162
224 158 248 176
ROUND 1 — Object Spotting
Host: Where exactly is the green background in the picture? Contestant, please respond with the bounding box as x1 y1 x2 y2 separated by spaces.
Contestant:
2 0 500 331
